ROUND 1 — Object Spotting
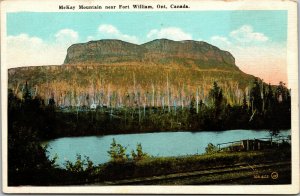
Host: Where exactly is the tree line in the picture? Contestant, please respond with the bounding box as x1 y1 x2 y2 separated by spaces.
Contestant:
8 79 291 139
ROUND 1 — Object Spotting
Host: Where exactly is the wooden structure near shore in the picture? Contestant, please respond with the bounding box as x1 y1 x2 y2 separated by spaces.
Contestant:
217 136 291 152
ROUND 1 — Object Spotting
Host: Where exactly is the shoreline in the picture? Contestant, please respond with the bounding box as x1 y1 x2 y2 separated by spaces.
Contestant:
41 128 291 141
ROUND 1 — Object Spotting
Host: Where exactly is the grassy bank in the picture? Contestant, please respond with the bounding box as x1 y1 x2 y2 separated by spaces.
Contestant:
93 148 291 183
10 147 290 186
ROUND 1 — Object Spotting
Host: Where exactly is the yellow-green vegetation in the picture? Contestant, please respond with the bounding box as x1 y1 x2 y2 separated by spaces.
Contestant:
62 140 290 185
81 146 291 185
8 71 291 139
8 63 255 108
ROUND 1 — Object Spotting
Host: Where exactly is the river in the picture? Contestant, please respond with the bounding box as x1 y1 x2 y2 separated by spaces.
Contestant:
44 129 291 167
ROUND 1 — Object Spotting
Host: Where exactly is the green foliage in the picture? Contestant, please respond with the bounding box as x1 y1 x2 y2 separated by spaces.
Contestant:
242 91 248 110
208 82 226 119
107 138 128 163
107 140 148 163
7 77 291 140
97 148 290 182
64 154 94 173
209 82 223 107
23 81 32 102
250 78 263 113
8 63 255 110
131 143 149 161
8 90 59 185
205 143 218 154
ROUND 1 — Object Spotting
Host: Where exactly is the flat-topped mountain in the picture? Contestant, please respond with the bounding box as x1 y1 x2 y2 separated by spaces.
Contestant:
64 39 236 70
9 39 257 108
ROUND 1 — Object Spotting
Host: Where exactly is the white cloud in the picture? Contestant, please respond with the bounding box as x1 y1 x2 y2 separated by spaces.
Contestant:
98 24 119 34
7 29 79 68
210 35 231 48
229 25 269 43
97 24 139 43
55 29 79 45
146 27 192 41
7 34 43 50
209 25 285 85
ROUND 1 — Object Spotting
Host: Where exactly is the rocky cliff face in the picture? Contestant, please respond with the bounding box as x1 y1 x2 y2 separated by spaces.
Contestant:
64 39 236 69
142 39 235 65
64 40 145 64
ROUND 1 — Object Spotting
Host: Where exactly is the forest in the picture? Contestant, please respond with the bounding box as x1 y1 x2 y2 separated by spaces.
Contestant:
8 78 291 139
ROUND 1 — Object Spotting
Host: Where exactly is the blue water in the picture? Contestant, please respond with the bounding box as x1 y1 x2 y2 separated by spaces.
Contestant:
44 129 291 167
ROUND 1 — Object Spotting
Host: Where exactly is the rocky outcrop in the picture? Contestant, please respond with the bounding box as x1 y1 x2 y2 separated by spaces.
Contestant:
142 39 235 65
64 39 236 69
64 40 145 64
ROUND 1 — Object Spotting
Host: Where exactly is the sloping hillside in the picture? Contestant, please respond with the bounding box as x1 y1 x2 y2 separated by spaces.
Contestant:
8 39 257 107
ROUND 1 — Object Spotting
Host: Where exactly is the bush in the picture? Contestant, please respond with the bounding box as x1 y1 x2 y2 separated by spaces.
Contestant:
64 154 94 173
107 138 128 163
131 143 149 161
205 143 218 154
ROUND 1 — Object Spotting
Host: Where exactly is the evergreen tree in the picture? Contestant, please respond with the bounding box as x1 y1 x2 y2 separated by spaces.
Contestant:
189 96 196 115
131 143 148 161
250 79 262 113
107 138 128 163
23 81 32 103
242 91 248 110
209 82 224 119
265 83 274 111
275 81 288 103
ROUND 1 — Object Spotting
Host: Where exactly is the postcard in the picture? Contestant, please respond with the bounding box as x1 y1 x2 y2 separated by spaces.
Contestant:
1 0 299 194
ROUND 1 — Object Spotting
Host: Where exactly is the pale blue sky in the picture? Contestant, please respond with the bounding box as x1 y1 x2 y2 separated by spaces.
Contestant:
6 11 288 84
7 11 287 43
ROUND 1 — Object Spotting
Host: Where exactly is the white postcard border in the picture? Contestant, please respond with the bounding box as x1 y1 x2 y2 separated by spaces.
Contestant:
1 0 299 194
